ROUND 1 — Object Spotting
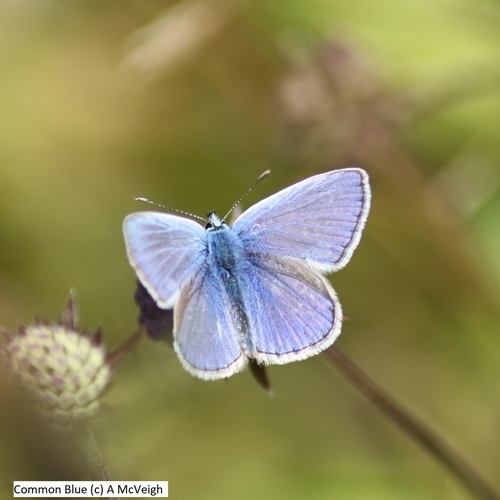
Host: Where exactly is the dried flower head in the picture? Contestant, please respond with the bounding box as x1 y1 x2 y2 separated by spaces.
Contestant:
1 294 112 429
135 280 173 344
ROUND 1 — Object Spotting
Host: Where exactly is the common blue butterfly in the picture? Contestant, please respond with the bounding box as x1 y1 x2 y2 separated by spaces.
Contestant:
123 168 371 380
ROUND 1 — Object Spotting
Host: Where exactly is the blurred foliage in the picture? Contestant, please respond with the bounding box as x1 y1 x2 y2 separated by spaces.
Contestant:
1 0 500 498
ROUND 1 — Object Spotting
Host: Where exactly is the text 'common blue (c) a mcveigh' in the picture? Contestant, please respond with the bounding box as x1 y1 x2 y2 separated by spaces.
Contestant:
123 168 371 380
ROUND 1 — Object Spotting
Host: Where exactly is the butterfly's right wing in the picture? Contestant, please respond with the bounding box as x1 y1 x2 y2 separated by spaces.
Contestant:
239 253 342 365
173 265 246 380
232 168 370 273
123 212 207 308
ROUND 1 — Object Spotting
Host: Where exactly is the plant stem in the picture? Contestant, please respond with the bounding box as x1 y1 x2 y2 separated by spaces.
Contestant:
324 346 499 500
74 422 118 500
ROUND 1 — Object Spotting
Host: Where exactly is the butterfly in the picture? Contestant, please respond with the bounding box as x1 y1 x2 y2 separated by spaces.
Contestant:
123 168 371 380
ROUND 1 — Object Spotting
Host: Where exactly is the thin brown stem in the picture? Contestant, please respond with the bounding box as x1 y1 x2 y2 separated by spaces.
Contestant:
74 422 119 500
324 346 498 500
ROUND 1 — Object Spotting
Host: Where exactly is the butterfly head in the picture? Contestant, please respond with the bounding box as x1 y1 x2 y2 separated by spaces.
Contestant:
205 211 225 230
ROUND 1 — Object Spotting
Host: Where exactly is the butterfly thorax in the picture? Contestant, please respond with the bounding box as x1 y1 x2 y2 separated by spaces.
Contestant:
206 218 246 277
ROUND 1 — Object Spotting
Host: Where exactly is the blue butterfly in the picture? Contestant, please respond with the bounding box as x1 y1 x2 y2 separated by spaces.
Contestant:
123 168 371 380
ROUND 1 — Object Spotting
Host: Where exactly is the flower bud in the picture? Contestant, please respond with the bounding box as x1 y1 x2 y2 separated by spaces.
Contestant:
1 295 112 428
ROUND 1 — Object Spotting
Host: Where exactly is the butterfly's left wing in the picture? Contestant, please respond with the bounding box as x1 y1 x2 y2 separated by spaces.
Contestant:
233 168 370 273
240 253 342 364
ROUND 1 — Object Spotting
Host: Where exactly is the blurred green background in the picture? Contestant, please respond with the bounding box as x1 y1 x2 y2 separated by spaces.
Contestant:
1 0 500 498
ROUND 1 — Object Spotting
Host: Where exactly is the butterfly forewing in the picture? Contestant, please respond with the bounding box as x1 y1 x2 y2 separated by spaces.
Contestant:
123 212 207 308
174 265 246 380
233 168 370 273
240 254 342 364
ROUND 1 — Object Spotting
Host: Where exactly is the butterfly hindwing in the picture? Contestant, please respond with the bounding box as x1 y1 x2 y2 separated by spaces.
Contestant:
173 265 246 380
239 253 341 364
123 212 207 308
233 168 370 273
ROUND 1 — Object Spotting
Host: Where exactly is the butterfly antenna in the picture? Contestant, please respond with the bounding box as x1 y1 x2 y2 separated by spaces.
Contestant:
222 170 271 222
134 197 206 223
